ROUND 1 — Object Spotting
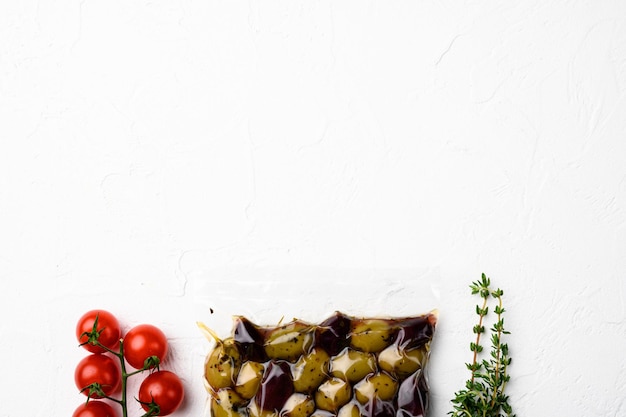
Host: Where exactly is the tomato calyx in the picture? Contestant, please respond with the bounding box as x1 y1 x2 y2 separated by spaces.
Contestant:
77 311 122 354
136 396 161 417
78 314 105 348
142 355 161 371
79 383 106 399
78 313 119 354
124 356 162 379
77 380 120 402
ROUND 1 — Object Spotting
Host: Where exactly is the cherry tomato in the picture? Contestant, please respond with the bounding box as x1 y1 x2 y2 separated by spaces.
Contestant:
123 324 168 369
76 310 121 354
75 354 121 398
72 400 118 417
138 370 184 416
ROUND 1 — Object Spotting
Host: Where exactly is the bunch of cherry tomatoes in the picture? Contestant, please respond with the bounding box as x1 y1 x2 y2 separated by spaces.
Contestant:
73 309 185 417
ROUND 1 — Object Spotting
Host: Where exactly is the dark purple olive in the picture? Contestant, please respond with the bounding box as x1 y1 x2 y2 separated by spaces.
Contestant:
394 316 434 350
315 311 352 355
255 361 294 411
232 316 268 362
396 370 428 417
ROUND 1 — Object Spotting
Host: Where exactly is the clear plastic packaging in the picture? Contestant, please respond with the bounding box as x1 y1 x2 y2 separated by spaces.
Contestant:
194 267 440 417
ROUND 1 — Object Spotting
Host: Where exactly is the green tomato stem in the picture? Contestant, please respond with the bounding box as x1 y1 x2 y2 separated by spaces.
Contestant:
118 339 130 417
84 314 163 417
88 338 134 417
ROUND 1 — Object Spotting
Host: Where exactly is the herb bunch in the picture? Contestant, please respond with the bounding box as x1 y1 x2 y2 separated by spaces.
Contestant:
450 273 514 417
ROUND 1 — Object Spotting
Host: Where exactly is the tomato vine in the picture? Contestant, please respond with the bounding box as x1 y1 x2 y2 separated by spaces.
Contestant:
74 310 184 417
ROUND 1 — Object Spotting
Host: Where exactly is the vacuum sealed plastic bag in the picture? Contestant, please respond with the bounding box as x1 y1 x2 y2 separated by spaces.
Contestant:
194 268 439 417
200 311 437 417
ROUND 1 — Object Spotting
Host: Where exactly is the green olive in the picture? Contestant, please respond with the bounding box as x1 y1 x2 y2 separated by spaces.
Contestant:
350 319 393 353
377 344 426 377
248 401 279 417
211 388 246 417
235 361 265 399
281 393 316 417
292 347 330 393
314 377 352 412
309 410 335 417
205 338 242 391
337 401 363 417
264 321 314 361
353 373 398 403
330 348 376 383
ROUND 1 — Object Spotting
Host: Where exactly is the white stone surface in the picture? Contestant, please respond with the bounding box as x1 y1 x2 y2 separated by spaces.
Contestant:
1 1 626 416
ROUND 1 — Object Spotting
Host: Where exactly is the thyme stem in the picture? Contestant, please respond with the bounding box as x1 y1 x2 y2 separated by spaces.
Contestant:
449 274 514 417
470 292 489 384
490 294 503 409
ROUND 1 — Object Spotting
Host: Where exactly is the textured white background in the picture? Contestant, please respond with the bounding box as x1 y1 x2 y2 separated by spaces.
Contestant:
1 1 626 416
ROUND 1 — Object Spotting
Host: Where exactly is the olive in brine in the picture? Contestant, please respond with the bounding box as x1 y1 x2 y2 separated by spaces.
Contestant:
248 401 279 417
309 410 335 417
316 311 352 355
314 377 352 412
377 344 426 377
233 316 268 362
337 401 363 417
360 398 395 417
330 348 377 383
396 369 428 417
292 347 330 393
353 373 398 403
350 319 394 353
205 337 242 391
281 393 316 417
394 314 435 351
211 388 246 417
264 320 314 361
255 361 294 412
235 361 265 399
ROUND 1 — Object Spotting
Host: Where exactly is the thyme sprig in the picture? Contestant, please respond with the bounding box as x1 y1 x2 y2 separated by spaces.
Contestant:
450 273 514 417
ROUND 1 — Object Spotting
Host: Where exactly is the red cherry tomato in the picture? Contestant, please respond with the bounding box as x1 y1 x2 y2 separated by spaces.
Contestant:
76 310 121 354
138 371 184 416
72 400 118 417
123 324 168 369
75 354 121 398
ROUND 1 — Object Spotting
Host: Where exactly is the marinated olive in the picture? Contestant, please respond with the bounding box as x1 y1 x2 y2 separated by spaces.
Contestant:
205 337 242 391
211 388 246 417
235 361 265 399
377 345 426 377
292 347 330 393
337 401 362 417
314 377 352 412
264 321 314 361
309 410 335 417
354 373 398 403
281 393 316 417
255 361 294 412
350 319 394 353
233 316 268 362
394 315 434 351
396 370 428 417
330 348 377 383
360 398 395 417
248 401 279 417
316 312 352 355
